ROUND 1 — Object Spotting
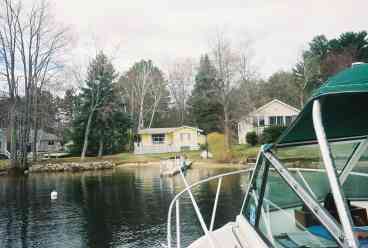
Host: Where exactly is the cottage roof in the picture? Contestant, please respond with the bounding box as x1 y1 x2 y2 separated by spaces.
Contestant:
239 99 300 122
138 126 202 135
251 99 300 116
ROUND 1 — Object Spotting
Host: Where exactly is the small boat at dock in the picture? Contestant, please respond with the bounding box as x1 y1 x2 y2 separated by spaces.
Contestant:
160 155 192 177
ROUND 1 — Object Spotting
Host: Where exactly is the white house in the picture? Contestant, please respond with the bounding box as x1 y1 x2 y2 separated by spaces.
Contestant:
238 99 300 144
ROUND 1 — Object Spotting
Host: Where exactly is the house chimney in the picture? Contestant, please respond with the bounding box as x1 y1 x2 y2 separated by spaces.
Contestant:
352 62 365 67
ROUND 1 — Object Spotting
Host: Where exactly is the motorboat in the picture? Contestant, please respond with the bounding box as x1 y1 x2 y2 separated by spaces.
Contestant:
166 62 368 248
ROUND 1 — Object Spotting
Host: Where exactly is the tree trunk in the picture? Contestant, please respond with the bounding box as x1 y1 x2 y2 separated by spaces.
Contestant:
81 111 94 160
98 137 103 158
20 89 32 168
9 100 17 168
32 127 38 162
148 96 160 128
299 90 304 109
138 98 144 130
32 92 39 162
223 105 230 151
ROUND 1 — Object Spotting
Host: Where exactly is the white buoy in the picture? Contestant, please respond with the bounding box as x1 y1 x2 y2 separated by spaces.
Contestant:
51 190 58 200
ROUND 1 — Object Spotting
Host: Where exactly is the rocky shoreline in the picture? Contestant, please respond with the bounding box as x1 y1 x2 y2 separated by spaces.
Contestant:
28 161 115 173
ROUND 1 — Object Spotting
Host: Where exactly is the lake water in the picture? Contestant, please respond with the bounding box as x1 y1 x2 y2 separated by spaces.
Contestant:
0 166 250 248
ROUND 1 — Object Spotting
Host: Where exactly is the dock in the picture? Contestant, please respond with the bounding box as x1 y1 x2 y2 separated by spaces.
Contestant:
160 156 192 176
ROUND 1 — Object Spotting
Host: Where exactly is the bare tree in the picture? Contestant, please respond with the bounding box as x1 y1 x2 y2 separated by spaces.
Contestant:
293 53 321 108
167 58 195 125
210 31 254 150
0 0 21 168
136 61 154 130
148 76 166 128
119 60 167 131
0 0 69 168
16 0 68 165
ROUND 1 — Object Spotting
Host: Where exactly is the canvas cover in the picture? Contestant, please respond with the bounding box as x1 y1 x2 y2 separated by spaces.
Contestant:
274 63 368 147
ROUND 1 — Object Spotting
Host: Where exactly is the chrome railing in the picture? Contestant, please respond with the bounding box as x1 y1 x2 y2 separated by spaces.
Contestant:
166 168 253 248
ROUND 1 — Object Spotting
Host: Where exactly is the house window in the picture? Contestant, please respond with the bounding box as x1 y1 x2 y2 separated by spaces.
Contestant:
285 116 293 125
152 134 165 144
269 116 277 125
269 116 284 126
276 116 284 126
180 133 191 142
258 116 265 127
48 140 54 145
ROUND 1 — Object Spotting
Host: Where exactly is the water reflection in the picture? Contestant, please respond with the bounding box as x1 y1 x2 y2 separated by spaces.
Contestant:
0 166 248 248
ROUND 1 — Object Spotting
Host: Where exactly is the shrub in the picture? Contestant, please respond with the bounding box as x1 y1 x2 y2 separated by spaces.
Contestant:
260 126 287 144
199 143 208 151
207 132 232 162
246 131 258 146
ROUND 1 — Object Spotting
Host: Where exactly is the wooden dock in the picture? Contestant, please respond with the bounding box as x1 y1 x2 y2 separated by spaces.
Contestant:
160 156 192 177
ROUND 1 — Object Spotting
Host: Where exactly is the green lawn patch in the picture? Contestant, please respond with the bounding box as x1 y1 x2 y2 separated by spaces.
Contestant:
230 144 260 161
0 160 9 171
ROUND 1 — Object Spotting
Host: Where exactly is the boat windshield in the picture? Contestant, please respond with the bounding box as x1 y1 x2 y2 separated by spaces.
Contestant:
274 141 368 202
243 154 340 247
343 143 368 200
242 140 368 247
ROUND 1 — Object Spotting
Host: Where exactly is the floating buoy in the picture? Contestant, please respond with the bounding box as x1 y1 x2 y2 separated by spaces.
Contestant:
51 190 58 200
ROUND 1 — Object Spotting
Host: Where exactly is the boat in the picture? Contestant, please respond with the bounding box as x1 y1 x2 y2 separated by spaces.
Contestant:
166 62 368 248
160 155 192 177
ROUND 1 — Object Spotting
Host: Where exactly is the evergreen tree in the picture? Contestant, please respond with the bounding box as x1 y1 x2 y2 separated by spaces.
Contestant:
260 71 299 108
188 55 222 133
71 52 131 157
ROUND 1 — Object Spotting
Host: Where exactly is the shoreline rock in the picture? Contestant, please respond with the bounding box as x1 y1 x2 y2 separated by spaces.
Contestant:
29 161 115 173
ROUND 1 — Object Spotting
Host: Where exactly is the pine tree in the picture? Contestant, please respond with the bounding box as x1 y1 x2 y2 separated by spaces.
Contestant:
188 55 222 133
71 52 131 157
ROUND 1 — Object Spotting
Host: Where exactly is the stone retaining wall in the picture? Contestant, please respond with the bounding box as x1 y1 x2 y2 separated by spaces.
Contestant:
29 161 115 173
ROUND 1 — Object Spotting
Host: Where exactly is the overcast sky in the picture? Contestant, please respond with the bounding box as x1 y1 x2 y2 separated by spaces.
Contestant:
51 0 367 78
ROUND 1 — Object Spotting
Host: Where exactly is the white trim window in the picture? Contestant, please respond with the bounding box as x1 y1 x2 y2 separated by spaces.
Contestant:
270 116 284 126
269 116 277 125
258 116 265 127
180 133 191 142
152 134 165 144
276 116 283 125
285 116 292 125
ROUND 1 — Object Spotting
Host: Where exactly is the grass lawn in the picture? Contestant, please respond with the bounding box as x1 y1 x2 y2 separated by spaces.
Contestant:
0 160 9 170
31 150 203 166
229 143 323 162
231 144 260 160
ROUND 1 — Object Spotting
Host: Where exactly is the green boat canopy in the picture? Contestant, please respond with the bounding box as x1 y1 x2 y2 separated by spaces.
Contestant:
274 63 368 148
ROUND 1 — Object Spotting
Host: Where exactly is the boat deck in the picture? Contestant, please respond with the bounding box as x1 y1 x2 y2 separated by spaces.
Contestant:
188 223 240 248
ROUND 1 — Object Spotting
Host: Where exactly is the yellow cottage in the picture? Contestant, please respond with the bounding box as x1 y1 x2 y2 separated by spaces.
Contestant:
134 126 204 154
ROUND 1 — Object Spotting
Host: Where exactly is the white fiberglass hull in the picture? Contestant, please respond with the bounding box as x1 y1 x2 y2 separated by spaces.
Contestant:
188 215 269 248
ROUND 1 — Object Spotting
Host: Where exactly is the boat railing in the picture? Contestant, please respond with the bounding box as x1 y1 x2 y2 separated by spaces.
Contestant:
166 168 253 248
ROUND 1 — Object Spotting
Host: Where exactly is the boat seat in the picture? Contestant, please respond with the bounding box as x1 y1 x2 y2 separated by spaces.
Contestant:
276 232 338 248
308 225 368 247
295 204 368 228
